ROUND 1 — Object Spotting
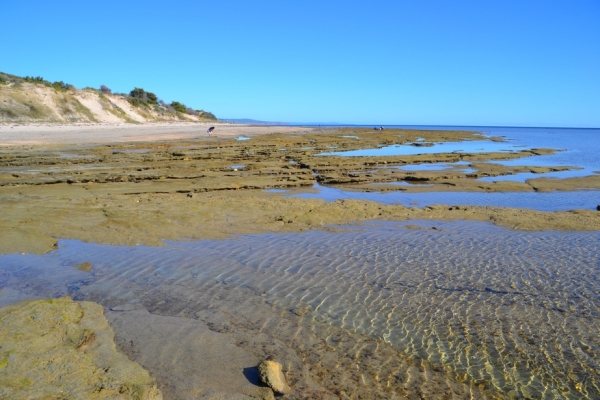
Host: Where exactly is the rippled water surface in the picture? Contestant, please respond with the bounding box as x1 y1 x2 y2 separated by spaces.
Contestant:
1 221 599 399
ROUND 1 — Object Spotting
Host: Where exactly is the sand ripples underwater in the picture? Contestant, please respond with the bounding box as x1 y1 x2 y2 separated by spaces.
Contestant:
1 220 598 399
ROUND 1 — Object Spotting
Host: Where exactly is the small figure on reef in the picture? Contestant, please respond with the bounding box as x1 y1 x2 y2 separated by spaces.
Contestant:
373 126 384 131
207 126 215 137
380 126 384 130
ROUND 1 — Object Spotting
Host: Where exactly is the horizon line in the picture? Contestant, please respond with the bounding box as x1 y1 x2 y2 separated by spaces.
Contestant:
221 121 600 130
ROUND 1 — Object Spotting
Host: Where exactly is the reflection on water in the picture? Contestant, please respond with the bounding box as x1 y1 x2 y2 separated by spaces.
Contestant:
1 220 598 399
478 167 598 183
393 161 477 174
318 140 525 157
264 188 289 193
292 183 600 211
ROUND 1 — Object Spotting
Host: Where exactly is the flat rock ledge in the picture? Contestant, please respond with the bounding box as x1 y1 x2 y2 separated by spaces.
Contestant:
0 297 162 399
258 360 292 395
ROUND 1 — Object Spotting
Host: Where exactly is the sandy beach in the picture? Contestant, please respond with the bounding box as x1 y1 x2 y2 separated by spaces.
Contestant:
0 122 313 146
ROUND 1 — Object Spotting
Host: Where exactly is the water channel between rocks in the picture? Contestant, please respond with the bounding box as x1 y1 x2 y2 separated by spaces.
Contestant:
1 220 598 399
294 126 600 211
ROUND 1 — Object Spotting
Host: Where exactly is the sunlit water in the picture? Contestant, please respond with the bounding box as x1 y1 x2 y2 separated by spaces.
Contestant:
0 221 598 398
318 140 523 157
292 183 600 211
477 167 597 183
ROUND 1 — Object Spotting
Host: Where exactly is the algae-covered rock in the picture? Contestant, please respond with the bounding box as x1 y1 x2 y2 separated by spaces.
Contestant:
0 297 162 399
258 360 291 395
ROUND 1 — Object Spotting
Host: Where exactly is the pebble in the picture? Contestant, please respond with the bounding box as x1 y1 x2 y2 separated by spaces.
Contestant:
258 360 291 395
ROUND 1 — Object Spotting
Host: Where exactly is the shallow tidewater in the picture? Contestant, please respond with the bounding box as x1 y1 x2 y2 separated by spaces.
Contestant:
1 220 598 399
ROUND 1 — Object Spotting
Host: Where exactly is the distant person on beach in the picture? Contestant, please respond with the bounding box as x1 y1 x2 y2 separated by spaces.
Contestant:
207 126 215 137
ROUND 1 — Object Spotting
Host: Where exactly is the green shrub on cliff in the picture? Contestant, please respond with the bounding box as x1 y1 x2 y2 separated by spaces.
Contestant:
170 101 187 113
51 81 75 91
24 76 46 84
128 87 159 107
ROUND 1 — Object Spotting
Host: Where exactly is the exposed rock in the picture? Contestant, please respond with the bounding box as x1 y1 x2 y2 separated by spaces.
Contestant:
258 360 292 395
109 303 138 312
289 306 311 316
411 142 434 147
597 204 600 211
0 297 162 399
73 261 92 272
1 128 599 256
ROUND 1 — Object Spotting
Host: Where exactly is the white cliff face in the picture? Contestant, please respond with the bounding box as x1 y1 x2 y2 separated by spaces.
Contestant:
0 82 210 124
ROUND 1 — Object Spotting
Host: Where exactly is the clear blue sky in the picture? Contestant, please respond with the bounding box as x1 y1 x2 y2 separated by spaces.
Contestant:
3 1 599 127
